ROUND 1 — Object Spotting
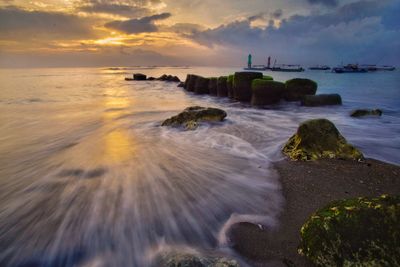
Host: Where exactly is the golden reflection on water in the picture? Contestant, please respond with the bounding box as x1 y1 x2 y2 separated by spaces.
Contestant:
102 87 135 163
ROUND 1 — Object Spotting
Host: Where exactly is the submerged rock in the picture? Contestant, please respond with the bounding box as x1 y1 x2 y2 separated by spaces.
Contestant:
227 75 234 98
194 76 210 94
233 72 263 102
133 73 147 80
301 94 342 107
157 74 181 82
154 251 240 267
161 106 227 130
251 79 285 106
147 77 156 81
282 118 363 161
299 194 400 267
177 82 185 87
285 78 317 101
217 76 228 97
350 109 383 117
208 77 218 96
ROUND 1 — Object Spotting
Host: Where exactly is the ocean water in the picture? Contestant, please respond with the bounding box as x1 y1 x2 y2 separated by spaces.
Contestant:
0 67 399 267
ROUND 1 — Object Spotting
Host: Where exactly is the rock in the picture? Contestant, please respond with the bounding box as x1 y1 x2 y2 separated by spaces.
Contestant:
282 118 363 161
157 74 181 82
299 194 400 266
227 75 234 98
185 74 199 92
263 75 274 81
350 109 383 117
233 72 263 102
301 94 342 107
161 106 227 130
251 79 285 106
177 82 185 87
153 251 240 267
147 77 156 81
208 77 218 96
125 77 134 81
285 78 317 101
194 76 210 94
133 73 147 80
217 76 228 97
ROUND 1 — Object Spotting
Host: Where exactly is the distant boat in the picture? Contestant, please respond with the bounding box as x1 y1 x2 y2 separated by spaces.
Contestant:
359 64 378 71
376 65 396 71
243 65 267 71
333 64 368 73
271 64 305 72
309 65 331 70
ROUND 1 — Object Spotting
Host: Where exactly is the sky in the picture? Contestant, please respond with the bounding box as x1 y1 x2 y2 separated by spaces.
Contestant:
0 0 399 67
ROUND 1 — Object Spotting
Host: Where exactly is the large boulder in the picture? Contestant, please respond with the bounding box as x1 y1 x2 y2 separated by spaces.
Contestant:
153 251 240 267
350 109 382 117
161 106 227 130
185 74 199 92
208 77 218 96
285 78 317 101
301 94 342 107
227 75 234 98
299 194 400 267
251 79 285 106
194 76 210 94
217 76 228 97
133 73 147 80
233 72 263 102
157 74 180 82
282 119 363 161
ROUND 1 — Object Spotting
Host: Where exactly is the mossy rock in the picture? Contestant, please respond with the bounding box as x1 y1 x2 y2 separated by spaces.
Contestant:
301 94 342 107
153 251 240 267
194 76 210 94
233 72 263 102
299 194 400 266
208 77 218 96
285 78 317 101
350 109 383 117
185 74 199 92
282 118 363 161
251 79 285 106
161 106 227 130
217 76 228 97
227 75 234 98
263 75 274 81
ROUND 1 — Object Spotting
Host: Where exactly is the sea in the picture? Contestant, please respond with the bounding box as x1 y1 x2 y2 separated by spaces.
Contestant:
0 67 399 267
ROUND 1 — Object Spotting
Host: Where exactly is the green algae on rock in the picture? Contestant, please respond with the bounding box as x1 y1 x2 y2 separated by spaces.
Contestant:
282 118 363 161
251 79 285 106
194 76 210 94
285 78 317 101
233 72 263 102
217 76 228 97
154 251 240 267
299 194 400 267
263 75 274 81
227 75 234 98
351 109 383 117
161 106 227 130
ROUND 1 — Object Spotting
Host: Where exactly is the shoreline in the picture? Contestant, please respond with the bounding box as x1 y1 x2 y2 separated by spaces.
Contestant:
229 158 400 267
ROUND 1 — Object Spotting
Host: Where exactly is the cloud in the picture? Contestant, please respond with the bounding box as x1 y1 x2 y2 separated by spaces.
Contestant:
0 6 97 40
307 0 338 7
104 12 171 34
77 0 160 17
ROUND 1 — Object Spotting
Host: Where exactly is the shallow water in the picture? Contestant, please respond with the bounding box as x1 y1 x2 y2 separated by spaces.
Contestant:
0 67 399 266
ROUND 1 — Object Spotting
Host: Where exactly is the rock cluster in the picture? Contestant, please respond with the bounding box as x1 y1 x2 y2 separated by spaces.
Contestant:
350 109 382 117
126 73 180 82
153 251 240 267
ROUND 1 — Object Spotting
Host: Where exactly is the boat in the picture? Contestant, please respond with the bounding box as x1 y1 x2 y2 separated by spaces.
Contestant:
243 65 267 71
359 64 378 71
376 65 396 71
333 64 368 73
271 64 305 72
309 65 331 70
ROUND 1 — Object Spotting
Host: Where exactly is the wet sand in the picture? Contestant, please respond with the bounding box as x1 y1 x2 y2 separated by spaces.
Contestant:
229 158 400 267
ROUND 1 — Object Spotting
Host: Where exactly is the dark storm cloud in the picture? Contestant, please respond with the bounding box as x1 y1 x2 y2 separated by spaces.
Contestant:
307 0 338 7
104 13 171 34
77 0 160 17
0 6 96 40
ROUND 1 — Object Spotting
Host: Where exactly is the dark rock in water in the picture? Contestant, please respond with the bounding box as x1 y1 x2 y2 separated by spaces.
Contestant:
282 118 363 161
217 76 228 97
227 75 234 98
134 73 147 80
153 251 240 267
208 77 218 96
301 94 342 107
125 77 134 81
147 77 156 81
194 76 210 94
263 75 274 81
161 106 227 130
157 74 181 82
350 109 382 117
185 74 198 91
285 78 317 101
251 79 285 106
233 72 263 102
299 194 400 267
177 82 185 87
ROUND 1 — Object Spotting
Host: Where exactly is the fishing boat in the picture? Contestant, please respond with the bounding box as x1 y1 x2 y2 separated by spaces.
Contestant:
359 64 378 71
243 65 267 71
333 64 368 73
271 64 305 72
309 65 331 70
376 65 396 71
